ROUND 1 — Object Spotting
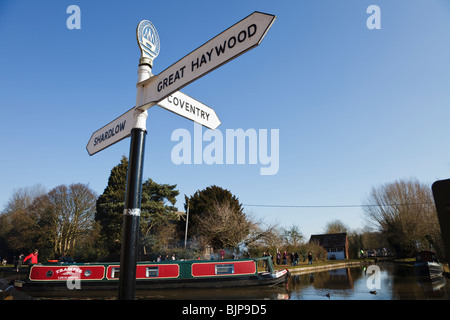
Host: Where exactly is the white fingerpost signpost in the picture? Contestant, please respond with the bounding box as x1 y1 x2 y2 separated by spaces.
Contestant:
86 11 276 300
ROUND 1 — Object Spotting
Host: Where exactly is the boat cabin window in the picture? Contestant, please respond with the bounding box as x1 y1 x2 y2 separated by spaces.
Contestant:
215 264 234 275
111 267 120 278
146 267 159 277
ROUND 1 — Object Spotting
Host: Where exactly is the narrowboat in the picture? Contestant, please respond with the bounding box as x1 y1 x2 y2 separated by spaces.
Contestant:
14 256 289 291
414 251 444 280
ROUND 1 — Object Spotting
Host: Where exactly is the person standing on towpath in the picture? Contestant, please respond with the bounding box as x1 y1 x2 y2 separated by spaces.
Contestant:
23 249 39 265
308 252 313 265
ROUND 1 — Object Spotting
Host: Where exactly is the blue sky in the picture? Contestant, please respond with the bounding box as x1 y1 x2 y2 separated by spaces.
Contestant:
1 0 450 240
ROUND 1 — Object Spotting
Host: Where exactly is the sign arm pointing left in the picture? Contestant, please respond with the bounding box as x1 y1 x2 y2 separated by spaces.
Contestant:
86 91 221 156
86 106 135 156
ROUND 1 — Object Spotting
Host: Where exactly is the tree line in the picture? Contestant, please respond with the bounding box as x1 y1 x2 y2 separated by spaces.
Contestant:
0 157 445 263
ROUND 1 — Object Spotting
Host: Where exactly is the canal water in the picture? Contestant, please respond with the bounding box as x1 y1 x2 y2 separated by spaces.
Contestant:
287 261 450 300
3 262 450 300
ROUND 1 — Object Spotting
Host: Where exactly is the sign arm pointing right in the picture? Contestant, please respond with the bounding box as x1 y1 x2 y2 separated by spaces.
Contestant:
136 11 276 110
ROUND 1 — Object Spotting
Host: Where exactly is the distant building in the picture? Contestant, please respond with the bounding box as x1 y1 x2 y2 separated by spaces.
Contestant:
309 233 349 260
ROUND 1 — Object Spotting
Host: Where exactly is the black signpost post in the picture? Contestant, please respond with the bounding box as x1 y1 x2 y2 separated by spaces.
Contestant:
117 21 155 300
118 127 146 300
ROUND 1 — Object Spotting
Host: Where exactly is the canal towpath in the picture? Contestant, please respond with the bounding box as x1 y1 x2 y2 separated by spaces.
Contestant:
273 259 370 275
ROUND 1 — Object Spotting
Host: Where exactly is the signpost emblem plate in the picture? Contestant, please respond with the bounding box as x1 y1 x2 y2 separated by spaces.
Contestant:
137 20 160 61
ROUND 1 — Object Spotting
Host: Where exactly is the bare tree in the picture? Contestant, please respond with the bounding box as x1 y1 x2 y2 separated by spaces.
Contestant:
2 184 46 214
198 201 251 249
323 219 349 234
282 224 303 246
243 216 281 250
44 184 97 256
0 184 47 253
363 178 442 257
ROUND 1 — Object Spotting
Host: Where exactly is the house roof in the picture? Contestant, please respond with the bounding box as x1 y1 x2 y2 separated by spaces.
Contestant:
309 233 347 248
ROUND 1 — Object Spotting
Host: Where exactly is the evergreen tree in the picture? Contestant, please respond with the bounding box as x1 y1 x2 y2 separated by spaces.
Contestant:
179 185 249 250
140 179 180 254
96 156 128 260
96 156 181 259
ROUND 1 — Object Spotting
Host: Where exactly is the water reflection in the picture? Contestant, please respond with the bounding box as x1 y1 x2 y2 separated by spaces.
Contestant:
288 262 449 300
390 263 448 300
416 275 447 298
10 262 450 300
288 268 361 300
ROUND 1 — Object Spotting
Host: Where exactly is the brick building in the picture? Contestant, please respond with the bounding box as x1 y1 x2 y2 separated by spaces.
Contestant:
309 233 349 260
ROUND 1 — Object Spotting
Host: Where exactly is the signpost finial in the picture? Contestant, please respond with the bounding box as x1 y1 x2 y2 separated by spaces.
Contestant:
136 20 160 67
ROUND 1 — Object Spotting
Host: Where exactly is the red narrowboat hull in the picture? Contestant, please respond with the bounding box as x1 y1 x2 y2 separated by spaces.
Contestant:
15 258 289 291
